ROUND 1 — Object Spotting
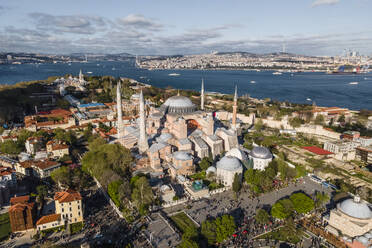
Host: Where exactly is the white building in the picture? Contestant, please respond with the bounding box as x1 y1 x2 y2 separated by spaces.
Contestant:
248 146 273 171
216 156 243 187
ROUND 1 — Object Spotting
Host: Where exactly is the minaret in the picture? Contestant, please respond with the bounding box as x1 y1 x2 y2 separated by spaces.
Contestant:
232 85 238 129
116 81 123 144
79 69 83 84
201 78 205 110
138 90 149 153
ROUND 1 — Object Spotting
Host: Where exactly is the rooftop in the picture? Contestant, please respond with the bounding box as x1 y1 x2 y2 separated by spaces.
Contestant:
36 213 61 225
303 146 333 155
54 189 82 203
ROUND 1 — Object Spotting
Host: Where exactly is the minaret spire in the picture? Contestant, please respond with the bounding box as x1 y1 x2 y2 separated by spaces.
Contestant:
201 78 205 110
116 80 123 144
232 84 238 129
79 69 83 84
138 90 149 153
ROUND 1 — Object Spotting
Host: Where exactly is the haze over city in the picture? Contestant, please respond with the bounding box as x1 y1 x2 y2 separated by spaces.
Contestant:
1 0 372 55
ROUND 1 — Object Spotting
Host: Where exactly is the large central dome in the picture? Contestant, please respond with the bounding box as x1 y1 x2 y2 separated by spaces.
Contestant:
161 95 196 114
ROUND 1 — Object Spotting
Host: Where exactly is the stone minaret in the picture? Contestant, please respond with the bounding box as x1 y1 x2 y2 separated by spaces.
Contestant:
232 85 238 129
201 78 205 110
79 69 83 84
116 81 123 144
138 90 149 153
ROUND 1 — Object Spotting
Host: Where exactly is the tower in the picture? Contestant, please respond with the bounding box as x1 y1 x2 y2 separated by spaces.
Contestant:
79 69 83 84
201 78 205 110
116 81 123 144
232 85 238 129
138 90 149 153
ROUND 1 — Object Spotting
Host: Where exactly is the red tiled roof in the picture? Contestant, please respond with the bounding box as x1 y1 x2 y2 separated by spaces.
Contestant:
10 195 30 205
33 160 59 170
36 213 61 225
54 189 81 203
303 146 333 155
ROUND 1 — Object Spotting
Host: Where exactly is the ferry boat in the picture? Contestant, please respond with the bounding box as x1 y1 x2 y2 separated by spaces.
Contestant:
272 72 282 75
168 73 180 76
349 82 359 85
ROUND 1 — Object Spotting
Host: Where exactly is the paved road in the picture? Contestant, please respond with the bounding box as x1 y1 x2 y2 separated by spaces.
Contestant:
164 176 333 226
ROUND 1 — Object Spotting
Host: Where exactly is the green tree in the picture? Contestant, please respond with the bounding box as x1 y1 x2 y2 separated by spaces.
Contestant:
177 234 199 248
255 119 264 131
314 115 324 125
51 166 70 187
290 193 314 214
338 114 345 123
255 209 270 224
131 176 154 215
0 140 22 155
215 215 236 243
232 173 242 193
271 199 293 219
289 117 303 128
199 157 211 171
201 220 217 245
314 191 329 208
108 180 123 208
36 185 48 203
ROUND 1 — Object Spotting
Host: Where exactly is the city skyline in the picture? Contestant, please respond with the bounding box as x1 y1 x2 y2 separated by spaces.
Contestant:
0 0 372 56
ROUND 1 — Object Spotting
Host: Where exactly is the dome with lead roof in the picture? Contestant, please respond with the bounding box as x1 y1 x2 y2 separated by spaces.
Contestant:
338 197 372 220
250 146 272 159
161 95 196 114
216 156 242 171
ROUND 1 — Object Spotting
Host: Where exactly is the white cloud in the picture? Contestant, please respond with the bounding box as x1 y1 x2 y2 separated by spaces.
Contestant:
118 14 163 31
312 0 340 7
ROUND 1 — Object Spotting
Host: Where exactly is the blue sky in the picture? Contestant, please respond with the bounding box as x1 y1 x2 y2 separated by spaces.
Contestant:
0 0 371 55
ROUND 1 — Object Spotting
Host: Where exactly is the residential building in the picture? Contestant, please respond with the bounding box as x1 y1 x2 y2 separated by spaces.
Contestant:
36 213 62 231
31 160 61 178
9 195 36 232
356 146 372 164
25 137 43 155
46 140 69 158
324 140 357 160
54 190 83 225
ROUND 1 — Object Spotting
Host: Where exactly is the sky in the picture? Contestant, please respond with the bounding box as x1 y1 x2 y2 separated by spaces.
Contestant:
0 0 371 56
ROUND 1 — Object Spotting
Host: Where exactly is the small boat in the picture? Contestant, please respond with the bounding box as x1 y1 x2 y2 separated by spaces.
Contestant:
250 81 256 84
272 72 282 75
87 71 93 74
291 73 294 77
97 64 100 66
168 73 180 76
140 76 146 79
112 67 116 71
349 82 359 85
306 98 312 101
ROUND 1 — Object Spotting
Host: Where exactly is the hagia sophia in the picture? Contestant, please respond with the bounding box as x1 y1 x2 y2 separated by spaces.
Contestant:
115 80 273 187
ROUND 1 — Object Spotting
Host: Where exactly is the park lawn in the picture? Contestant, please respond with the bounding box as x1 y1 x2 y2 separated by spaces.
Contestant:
170 212 197 234
257 227 301 244
0 213 11 241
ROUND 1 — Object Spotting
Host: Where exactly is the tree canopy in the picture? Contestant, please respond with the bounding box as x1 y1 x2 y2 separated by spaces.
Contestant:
290 193 314 214
271 198 293 219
